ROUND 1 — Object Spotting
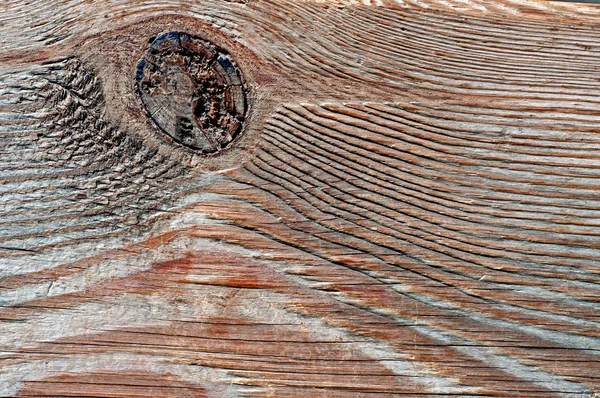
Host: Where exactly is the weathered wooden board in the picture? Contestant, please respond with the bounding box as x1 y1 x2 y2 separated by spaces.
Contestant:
1 0 600 396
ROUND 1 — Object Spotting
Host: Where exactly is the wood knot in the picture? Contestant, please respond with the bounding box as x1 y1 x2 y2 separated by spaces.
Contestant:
136 32 247 155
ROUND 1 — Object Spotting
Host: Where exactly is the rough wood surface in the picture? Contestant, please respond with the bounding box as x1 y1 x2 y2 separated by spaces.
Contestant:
1 0 600 396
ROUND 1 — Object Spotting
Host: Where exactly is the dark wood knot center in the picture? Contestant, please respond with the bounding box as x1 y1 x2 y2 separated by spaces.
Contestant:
136 32 247 154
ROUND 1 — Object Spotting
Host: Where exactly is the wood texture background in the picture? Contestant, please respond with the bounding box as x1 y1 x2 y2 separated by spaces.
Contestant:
1 0 600 396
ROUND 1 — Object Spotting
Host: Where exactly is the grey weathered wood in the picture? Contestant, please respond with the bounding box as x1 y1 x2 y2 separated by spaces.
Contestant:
1 0 599 396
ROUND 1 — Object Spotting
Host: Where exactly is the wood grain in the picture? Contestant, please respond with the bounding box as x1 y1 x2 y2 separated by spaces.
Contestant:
1 0 599 396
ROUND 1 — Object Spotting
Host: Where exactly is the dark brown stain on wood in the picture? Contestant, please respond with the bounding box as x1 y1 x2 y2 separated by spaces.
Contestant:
136 31 248 155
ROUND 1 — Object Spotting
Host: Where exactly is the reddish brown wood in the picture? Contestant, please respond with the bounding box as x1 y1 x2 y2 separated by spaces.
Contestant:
1 0 600 396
